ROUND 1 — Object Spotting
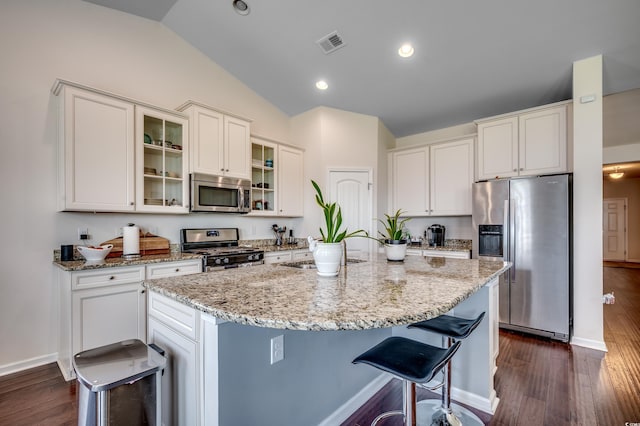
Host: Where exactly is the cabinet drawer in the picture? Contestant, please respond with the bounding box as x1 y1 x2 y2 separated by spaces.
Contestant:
146 260 202 280
264 251 292 264
423 250 470 259
292 250 312 261
71 266 145 290
148 291 199 340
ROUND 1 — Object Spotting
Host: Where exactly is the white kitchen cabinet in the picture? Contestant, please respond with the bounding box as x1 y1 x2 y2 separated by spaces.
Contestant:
56 259 201 381
292 249 312 261
250 138 277 214
389 137 474 216
53 79 192 213
264 251 293 264
147 291 223 426
476 102 568 181
406 249 471 259
53 81 135 212
178 101 251 179
56 265 146 380
278 145 304 216
135 106 190 213
148 316 199 426
389 145 429 216
423 249 471 259
429 138 474 215
249 137 304 217
146 260 202 279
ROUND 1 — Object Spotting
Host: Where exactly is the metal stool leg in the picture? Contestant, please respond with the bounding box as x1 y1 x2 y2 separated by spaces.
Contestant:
371 379 416 426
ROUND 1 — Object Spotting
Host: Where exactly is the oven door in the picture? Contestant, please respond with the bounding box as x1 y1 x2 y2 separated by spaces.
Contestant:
190 174 250 213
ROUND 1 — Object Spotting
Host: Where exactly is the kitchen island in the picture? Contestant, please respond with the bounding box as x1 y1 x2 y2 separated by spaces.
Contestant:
145 255 510 425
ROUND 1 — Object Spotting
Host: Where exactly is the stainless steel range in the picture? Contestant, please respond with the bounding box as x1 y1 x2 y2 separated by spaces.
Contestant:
181 228 264 271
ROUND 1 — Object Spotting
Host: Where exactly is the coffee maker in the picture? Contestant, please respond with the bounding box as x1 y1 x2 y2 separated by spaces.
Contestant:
426 224 446 247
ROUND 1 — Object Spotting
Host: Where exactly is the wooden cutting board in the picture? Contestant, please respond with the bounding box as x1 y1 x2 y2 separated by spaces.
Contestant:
101 233 170 258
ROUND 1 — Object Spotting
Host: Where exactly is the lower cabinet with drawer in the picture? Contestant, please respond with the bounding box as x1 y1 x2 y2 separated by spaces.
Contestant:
56 265 146 381
264 251 293 264
56 259 202 381
148 291 222 426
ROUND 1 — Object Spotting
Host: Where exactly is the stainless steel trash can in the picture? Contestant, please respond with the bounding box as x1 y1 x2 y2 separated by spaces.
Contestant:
73 339 166 426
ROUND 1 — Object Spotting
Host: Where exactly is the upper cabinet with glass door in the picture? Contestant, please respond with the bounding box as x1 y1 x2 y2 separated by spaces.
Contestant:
135 106 189 213
250 138 277 214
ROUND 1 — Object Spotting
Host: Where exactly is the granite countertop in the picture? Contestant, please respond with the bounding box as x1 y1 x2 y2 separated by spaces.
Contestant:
53 252 203 272
246 239 471 253
144 254 509 331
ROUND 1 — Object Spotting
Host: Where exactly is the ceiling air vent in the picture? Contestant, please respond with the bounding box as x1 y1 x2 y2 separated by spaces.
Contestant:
316 31 346 55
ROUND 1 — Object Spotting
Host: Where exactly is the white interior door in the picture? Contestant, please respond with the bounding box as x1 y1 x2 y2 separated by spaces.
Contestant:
329 170 372 259
603 198 627 261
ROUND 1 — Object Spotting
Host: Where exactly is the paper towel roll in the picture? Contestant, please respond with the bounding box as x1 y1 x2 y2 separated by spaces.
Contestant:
123 224 140 256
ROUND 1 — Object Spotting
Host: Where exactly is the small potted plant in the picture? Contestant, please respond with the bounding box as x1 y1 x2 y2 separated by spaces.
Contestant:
376 209 411 261
308 180 365 276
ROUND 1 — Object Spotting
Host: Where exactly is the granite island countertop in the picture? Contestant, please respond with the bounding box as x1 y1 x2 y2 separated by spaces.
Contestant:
144 254 509 331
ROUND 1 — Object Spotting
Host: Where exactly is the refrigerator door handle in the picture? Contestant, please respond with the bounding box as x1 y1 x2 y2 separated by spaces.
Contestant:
503 199 509 261
510 198 516 282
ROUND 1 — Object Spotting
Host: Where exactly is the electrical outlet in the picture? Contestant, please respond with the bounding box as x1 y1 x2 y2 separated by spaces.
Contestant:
115 228 123 237
78 228 89 240
270 335 284 364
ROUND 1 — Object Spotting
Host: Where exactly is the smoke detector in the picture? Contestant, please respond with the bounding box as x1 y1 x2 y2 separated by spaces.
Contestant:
316 31 346 55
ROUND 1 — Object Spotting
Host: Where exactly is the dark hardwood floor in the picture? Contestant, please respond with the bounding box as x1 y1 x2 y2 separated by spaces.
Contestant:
1 266 639 425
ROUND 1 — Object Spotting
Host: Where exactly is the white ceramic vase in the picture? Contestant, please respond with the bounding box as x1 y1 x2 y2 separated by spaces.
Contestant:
308 237 343 277
384 240 407 261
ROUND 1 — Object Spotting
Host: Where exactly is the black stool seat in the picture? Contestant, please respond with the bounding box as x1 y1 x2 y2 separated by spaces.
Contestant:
353 337 461 383
408 312 485 339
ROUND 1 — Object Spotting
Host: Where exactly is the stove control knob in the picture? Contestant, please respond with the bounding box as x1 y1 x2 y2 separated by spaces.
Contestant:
223 257 230 264
248 254 255 261
215 258 222 265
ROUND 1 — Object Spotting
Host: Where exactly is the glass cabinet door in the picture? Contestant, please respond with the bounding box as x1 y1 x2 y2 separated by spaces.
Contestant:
136 107 189 213
250 139 276 214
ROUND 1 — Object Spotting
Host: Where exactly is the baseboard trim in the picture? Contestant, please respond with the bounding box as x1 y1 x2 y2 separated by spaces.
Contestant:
318 373 391 426
571 336 608 352
0 353 58 377
450 386 499 414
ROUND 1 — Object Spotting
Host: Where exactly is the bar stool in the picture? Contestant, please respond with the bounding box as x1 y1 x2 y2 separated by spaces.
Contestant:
408 312 486 426
353 336 461 426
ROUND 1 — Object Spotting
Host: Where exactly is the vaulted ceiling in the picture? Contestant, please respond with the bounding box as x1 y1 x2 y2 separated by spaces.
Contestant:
85 0 640 138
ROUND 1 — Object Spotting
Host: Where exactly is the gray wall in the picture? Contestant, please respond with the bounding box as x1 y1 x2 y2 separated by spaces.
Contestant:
218 323 390 425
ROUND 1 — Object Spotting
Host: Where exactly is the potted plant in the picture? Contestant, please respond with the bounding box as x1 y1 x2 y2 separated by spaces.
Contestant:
308 180 366 276
375 209 411 261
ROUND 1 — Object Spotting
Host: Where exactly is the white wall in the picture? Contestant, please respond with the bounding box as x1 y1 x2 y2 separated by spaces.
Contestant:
603 142 640 164
396 122 477 148
571 55 605 351
292 107 383 240
0 0 297 372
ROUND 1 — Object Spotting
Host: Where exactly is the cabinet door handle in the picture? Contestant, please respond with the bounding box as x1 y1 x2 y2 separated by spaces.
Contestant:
175 268 180 272
130 202 134 206
513 168 517 172
109 276 115 280
141 289 145 294
226 169 229 172
221 168 224 171
519 168 523 171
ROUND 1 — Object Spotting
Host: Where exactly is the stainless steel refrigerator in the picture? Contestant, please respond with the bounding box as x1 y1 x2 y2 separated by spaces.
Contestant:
472 174 572 341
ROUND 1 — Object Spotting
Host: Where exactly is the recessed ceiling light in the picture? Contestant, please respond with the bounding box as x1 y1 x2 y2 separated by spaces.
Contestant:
398 43 414 58
232 0 250 15
315 80 328 90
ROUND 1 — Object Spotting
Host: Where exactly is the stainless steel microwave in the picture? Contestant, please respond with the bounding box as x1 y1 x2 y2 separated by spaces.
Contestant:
190 173 251 213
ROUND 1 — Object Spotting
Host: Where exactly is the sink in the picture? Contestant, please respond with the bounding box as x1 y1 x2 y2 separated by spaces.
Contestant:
280 259 366 269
